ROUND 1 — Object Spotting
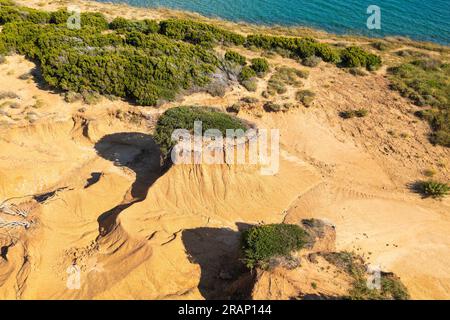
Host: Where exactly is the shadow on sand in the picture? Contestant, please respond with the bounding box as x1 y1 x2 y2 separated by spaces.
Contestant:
94 132 170 237
181 223 254 300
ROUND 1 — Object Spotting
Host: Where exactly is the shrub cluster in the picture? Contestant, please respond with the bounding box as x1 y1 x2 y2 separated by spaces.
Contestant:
109 17 159 34
389 59 449 147
302 55 322 67
159 19 245 47
224 50 246 66
0 2 384 108
241 223 308 269
250 57 269 76
238 66 257 91
246 35 341 63
0 4 219 106
154 106 248 156
340 46 382 70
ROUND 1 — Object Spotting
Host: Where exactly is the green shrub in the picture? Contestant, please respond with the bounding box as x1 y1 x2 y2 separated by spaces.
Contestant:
241 79 257 92
416 180 449 198
154 106 248 156
226 103 241 113
371 41 392 51
0 12 219 106
340 46 382 70
296 90 315 107
263 101 282 112
302 55 322 67
349 68 368 76
339 108 368 119
159 19 245 46
109 17 159 34
250 57 269 76
224 50 246 66
238 66 257 82
241 224 308 269
246 34 377 67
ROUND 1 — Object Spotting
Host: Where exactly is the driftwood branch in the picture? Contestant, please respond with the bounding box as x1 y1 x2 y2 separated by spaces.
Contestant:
0 203 29 218
0 217 31 229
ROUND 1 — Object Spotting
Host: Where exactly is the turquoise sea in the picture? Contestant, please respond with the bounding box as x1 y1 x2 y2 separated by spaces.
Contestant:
96 0 450 45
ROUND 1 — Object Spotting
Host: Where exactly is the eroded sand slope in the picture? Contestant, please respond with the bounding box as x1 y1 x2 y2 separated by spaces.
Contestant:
0 4 449 299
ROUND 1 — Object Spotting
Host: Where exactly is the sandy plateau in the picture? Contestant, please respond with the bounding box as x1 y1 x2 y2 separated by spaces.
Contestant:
0 0 449 300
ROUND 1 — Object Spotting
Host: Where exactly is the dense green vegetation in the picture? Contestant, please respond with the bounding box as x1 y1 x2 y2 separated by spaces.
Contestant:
0 2 382 106
224 50 246 66
109 17 159 34
322 251 410 300
339 46 382 70
0 4 220 106
241 223 308 269
250 57 270 76
389 59 449 147
246 34 381 70
246 35 340 63
159 19 245 47
154 106 247 156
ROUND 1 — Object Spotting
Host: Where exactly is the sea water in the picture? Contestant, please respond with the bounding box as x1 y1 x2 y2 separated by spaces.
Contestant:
96 0 450 44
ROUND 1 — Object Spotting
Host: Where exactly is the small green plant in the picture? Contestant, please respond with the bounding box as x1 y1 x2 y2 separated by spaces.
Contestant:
349 68 368 76
238 66 257 82
371 41 393 51
263 101 282 112
224 50 246 66
296 90 315 107
416 180 449 199
226 103 241 113
267 67 306 96
339 108 368 119
250 57 269 76
302 55 322 67
0 55 6 64
241 78 258 92
241 223 308 269
423 169 436 177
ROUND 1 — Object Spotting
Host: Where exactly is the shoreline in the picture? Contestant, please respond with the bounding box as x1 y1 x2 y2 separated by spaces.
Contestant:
14 0 450 51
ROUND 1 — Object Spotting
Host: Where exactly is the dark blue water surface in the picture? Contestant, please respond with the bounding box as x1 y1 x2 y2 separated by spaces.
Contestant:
96 0 450 44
